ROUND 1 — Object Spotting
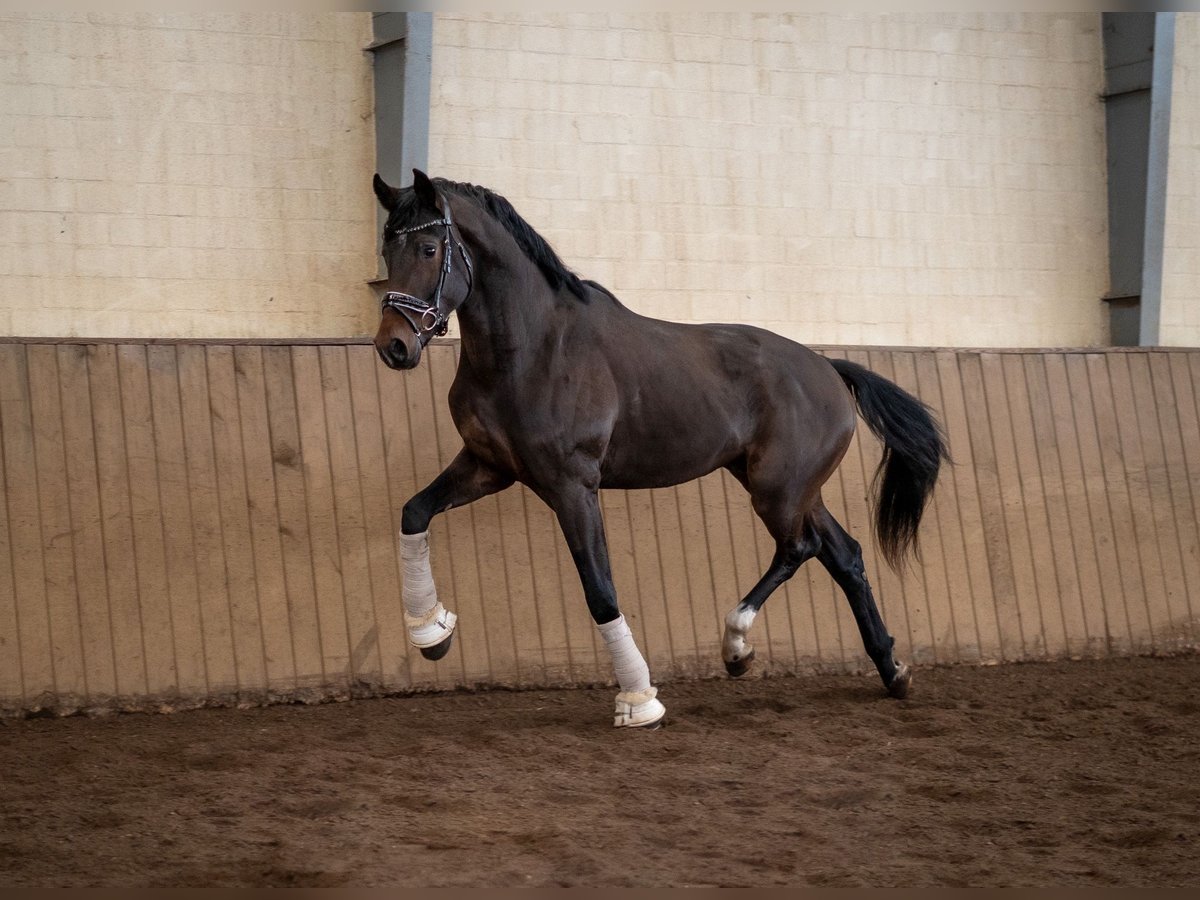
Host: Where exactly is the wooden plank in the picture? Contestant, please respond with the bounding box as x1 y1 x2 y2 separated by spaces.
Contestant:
55 345 118 701
317 346 382 688
0 344 55 705
0 358 23 707
1077 354 1140 653
25 345 87 702
1000 353 1066 658
290 346 352 688
958 352 1022 660
1024 353 1088 658
673 477 723 670
1105 353 1168 651
934 350 997 661
144 345 208 697
261 346 326 692
205 345 268 694
651 486 705 675
347 345 412 690
911 350 962 663
697 471 741 674
1129 353 1192 649
1157 353 1200 629
233 346 297 692
85 344 149 700
115 344 178 697
175 345 237 694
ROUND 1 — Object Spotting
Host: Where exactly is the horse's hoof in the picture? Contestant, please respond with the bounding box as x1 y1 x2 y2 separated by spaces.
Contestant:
420 633 454 661
724 648 755 678
887 662 912 699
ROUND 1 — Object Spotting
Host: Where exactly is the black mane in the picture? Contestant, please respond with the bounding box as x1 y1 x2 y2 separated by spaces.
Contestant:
387 178 590 301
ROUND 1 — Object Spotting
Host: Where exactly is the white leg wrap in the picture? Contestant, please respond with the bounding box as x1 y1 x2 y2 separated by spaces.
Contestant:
598 616 665 728
400 531 457 649
722 605 757 663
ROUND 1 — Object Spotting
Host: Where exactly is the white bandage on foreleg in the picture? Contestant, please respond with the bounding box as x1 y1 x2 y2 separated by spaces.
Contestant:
597 614 652 694
400 531 438 617
400 531 456 649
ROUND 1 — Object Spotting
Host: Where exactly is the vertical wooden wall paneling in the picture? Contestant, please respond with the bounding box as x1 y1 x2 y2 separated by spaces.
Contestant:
232 346 298 693
290 346 353 688
261 345 327 691
1157 353 1200 627
911 350 962 663
934 350 999 661
116 345 178 696
959 352 1024 660
1085 353 1154 652
997 353 1062 658
673 477 722 668
1021 353 1088 658
0 346 25 705
1063 354 1126 652
55 345 119 699
145 345 208 697
26 346 87 702
5 342 1200 714
86 344 150 699
1127 353 1192 647
205 346 270 694
978 352 1045 658
175 345 238 694
345 346 409 690
1041 354 1108 656
316 345 383 689
0 345 56 705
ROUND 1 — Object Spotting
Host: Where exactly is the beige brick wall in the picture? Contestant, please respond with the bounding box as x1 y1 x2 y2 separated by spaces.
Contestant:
0 12 379 338
1161 13 1200 348
429 13 1110 348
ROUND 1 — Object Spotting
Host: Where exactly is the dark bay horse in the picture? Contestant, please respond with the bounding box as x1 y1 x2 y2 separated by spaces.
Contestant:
373 170 949 729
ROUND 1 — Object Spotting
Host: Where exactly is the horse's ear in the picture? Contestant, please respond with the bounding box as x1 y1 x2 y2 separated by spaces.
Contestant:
412 168 444 212
373 173 399 212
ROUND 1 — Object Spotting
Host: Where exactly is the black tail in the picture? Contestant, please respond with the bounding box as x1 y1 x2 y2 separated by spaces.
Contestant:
830 358 950 569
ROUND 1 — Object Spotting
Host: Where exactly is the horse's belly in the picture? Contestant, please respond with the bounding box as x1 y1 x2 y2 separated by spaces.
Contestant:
598 426 740 490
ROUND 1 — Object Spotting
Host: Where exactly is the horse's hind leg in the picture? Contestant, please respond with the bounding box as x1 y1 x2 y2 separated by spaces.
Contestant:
811 504 911 698
722 528 821 676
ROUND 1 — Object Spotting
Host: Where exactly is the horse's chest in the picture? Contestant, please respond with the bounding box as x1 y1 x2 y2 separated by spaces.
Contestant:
453 404 523 476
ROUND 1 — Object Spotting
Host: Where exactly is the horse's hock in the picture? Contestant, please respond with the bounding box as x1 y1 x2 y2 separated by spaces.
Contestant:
1 339 1199 716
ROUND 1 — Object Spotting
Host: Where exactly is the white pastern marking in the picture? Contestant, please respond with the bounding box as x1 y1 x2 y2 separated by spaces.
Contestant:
722 605 757 662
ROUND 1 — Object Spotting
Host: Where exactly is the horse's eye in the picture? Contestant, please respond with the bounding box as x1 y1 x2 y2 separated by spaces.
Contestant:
421 244 437 259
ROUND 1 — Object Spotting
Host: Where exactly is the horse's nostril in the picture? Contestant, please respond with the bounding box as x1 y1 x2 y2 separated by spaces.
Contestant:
388 339 407 365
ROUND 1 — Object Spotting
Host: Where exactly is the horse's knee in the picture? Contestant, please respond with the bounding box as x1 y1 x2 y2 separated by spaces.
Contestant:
401 498 432 535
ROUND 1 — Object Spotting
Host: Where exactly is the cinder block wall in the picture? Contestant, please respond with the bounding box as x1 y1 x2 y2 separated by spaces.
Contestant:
0 13 379 338
1162 13 1200 347
429 12 1111 348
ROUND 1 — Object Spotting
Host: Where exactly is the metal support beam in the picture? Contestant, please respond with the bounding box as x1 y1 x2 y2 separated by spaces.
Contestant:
1101 12 1175 346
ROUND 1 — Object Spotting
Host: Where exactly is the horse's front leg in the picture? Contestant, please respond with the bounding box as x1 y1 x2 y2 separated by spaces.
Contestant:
400 449 513 659
545 484 666 729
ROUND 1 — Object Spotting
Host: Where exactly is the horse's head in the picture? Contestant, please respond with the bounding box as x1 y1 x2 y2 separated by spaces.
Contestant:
372 170 474 370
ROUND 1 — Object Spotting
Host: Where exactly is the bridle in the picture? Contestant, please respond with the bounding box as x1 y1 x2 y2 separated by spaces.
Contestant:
380 203 474 342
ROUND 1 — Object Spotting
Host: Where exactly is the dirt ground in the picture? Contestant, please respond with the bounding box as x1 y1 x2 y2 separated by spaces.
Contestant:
2 655 1199 888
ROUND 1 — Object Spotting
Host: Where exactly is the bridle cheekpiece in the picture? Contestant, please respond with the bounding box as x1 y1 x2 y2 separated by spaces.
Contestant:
380 202 473 342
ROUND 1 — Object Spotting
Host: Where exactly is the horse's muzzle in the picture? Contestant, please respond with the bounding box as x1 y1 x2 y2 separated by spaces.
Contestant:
377 336 421 370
